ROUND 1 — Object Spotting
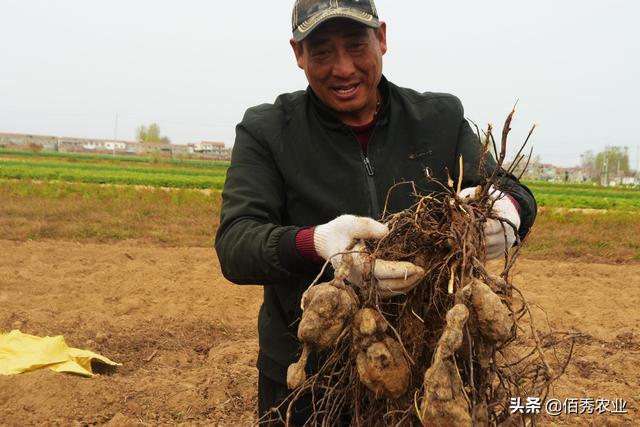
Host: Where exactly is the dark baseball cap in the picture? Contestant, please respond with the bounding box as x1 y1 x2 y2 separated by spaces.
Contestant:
291 0 380 42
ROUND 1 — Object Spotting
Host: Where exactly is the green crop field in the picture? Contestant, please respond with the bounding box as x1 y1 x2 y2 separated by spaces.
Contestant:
1 153 638 260
0 151 228 189
1 151 639 210
524 180 640 211
0 148 230 169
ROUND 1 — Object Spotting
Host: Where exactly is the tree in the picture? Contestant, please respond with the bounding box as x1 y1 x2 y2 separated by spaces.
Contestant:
580 150 597 180
136 123 169 143
581 147 631 183
581 150 595 169
595 147 630 176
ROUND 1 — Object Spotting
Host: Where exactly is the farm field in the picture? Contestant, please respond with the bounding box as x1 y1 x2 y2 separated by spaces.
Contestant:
1 156 639 425
1 240 638 426
0 150 229 189
0 149 231 169
526 181 640 211
2 150 639 208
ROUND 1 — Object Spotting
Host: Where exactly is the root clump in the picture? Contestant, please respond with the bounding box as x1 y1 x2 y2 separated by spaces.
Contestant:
271 112 572 427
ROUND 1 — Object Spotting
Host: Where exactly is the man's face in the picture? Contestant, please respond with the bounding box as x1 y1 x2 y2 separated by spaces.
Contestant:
290 19 387 126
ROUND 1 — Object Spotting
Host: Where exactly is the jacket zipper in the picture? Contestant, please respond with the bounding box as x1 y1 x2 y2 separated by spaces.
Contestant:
362 153 380 218
361 116 381 218
345 114 382 218
363 156 374 176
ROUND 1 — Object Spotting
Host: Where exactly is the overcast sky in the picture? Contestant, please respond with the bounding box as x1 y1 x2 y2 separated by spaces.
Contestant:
1 0 638 167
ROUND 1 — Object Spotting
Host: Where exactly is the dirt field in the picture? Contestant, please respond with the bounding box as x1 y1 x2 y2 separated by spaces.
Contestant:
1 239 638 426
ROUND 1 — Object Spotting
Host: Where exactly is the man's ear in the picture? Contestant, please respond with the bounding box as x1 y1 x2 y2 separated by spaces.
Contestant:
377 21 388 56
290 38 305 70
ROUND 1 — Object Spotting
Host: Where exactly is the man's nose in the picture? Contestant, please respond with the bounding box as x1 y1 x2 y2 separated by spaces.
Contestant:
331 49 357 78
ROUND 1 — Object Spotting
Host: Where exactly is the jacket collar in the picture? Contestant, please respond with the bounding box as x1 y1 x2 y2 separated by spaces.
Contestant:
307 74 391 132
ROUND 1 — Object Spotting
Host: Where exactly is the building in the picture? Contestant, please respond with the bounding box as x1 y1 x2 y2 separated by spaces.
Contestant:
0 131 231 160
192 141 228 156
0 132 58 151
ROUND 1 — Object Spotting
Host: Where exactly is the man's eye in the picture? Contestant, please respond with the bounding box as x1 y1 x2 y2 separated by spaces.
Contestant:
312 50 330 58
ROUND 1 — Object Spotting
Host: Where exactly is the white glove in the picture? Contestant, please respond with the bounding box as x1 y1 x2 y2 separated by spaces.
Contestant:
458 186 521 259
314 215 425 297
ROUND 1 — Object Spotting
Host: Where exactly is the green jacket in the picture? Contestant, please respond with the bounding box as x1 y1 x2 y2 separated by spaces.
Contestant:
215 76 536 383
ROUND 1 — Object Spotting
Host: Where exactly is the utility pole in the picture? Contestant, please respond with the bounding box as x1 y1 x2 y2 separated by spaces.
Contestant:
113 113 118 157
602 146 609 187
114 113 119 140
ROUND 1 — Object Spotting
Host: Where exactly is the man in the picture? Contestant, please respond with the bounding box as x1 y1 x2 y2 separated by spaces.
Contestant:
215 0 536 424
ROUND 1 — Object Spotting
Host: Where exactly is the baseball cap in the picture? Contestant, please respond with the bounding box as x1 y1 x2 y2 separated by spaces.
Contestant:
292 0 380 42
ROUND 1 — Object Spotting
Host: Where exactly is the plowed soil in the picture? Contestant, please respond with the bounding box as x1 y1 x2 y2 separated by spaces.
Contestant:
1 240 638 426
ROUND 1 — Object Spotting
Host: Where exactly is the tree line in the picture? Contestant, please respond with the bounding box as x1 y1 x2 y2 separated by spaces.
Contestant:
136 123 170 144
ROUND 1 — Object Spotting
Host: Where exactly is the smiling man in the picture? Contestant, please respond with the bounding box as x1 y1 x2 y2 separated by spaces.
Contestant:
290 17 386 126
215 0 537 424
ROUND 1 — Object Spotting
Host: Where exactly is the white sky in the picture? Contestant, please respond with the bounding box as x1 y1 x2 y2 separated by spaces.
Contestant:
1 0 638 167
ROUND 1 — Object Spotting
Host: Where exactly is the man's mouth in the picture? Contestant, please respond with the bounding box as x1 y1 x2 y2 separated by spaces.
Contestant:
332 83 360 97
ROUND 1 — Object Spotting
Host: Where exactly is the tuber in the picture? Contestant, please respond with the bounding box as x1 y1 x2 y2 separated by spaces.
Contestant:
298 282 358 350
421 304 472 427
356 336 410 400
468 280 513 343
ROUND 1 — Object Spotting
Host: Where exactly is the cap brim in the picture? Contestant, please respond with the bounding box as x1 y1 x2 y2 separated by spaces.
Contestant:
293 7 380 42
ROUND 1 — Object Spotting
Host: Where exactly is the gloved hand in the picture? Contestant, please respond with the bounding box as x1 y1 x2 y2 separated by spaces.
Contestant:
458 185 521 259
314 215 425 297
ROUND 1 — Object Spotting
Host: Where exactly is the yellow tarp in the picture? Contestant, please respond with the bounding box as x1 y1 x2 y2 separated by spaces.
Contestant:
0 330 120 377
